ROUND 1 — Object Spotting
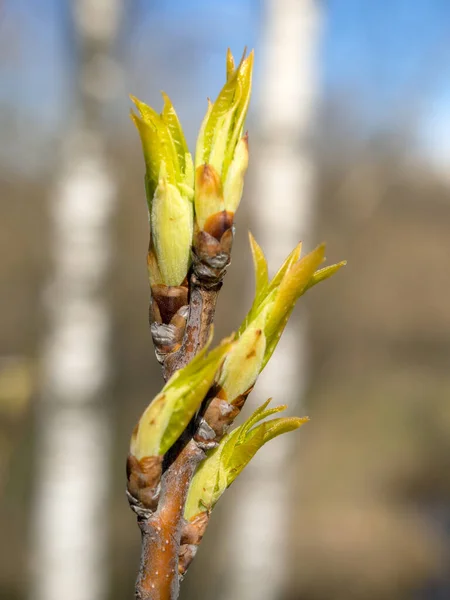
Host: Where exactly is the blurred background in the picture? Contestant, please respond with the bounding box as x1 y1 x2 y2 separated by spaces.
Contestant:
1 1 450 599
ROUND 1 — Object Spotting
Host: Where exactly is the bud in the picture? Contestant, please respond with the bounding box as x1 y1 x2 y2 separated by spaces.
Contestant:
131 94 194 286
194 49 253 231
185 399 308 520
151 176 193 286
130 336 231 459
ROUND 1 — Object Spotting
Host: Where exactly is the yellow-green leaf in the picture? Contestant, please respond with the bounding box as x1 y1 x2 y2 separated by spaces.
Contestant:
131 96 180 184
131 111 169 199
240 402 287 441
223 134 249 213
184 399 308 520
218 314 267 402
238 287 277 338
201 74 239 165
262 416 309 444
209 103 240 177
161 92 190 175
195 99 214 169
238 241 301 337
304 260 347 292
262 244 326 369
248 231 269 303
184 442 223 519
268 241 303 294
224 51 254 176
131 338 231 459
226 424 265 484
184 152 195 194
226 48 235 81
151 178 193 286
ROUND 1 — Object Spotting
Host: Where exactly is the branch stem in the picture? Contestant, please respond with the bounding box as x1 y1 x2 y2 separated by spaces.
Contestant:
135 441 205 600
135 278 220 600
162 283 220 380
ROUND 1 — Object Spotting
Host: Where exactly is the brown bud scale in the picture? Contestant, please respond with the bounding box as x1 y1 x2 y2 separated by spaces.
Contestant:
126 454 163 512
192 228 235 286
179 513 209 576
197 396 240 444
151 284 188 325
203 210 234 241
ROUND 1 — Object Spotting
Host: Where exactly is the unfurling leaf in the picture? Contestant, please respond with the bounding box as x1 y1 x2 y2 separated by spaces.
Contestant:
161 92 190 177
223 134 249 214
303 260 347 292
152 178 193 286
130 337 232 459
130 93 194 286
248 232 269 303
194 49 253 230
238 237 346 371
267 242 303 294
226 47 235 81
218 306 269 402
184 400 308 521
130 96 179 199
262 244 326 368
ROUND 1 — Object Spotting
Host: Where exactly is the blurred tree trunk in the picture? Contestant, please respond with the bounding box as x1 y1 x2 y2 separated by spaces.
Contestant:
220 1 322 599
29 3 123 600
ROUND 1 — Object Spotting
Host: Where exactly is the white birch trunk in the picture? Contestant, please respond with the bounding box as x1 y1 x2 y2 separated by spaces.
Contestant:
220 2 322 599
29 3 123 600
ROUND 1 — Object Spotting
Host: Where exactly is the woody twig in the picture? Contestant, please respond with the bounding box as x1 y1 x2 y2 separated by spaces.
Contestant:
126 48 345 600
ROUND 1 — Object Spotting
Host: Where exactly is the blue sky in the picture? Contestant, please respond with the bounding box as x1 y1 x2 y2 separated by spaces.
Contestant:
1 0 450 171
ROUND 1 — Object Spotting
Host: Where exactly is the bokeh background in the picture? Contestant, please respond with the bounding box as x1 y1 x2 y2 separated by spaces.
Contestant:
1 1 450 599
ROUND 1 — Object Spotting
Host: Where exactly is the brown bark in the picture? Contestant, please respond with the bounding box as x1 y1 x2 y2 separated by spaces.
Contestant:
162 284 220 380
134 281 221 599
135 441 204 600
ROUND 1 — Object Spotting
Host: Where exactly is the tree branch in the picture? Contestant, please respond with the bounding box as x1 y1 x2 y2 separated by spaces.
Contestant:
162 283 221 381
134 274 221 600
135 441 204 600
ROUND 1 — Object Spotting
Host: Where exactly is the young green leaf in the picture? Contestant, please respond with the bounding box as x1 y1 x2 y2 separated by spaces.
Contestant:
262 244 326 368
161 92 190 174
130 93 195 286
130 338 231 459
194 49 253 224
248 231 269 304
226 47 235 81
184 400 308 521
223 134 249 214
151 178 193 286
218 306 270 402
303 260 347 292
